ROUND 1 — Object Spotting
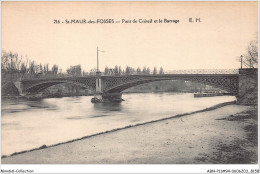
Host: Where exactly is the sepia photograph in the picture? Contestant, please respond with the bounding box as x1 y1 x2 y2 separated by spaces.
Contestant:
1 1 258 173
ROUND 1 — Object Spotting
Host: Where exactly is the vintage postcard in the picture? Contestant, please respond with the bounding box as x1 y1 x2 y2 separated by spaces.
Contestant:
1 1 258 173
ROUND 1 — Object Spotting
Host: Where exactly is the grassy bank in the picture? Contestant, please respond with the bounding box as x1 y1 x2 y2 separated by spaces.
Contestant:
195 106 258 164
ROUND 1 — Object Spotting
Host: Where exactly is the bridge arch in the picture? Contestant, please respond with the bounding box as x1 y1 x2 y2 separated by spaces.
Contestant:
24 80 95 93
103 75 239 94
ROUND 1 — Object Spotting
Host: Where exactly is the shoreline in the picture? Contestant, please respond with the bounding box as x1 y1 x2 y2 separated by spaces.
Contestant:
3 100 235 158
2 101 257 164
1 91 235 101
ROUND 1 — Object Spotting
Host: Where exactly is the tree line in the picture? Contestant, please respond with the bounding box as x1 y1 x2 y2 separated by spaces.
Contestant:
239 38 258 68
1 51 62 80
1 51 89 80
104 66 164 75
1 51 165 84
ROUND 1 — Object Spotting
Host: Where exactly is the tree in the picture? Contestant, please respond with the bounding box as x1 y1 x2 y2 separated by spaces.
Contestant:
114 65 119 74
153 67 157 74
137 67 142 74
119 66 122 75
75 65 82 76
142 67 147 74
104 66 109 75
124 66 136 75
39 64 43 74
1 51 23 76
241 39 258 68
126 66 130 75
147 67 151 74
66 65 82 76
159 67 164 74
29 61 36 75
44 64 49 74
20 62 27 78
35 65 42 74
52 64 58 75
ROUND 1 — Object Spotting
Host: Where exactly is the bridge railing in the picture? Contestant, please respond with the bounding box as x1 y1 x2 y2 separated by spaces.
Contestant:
163 69 239 74
19 69 239 80
102 69 239 76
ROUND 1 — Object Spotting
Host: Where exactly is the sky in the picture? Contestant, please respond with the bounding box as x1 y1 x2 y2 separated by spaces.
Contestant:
2 1 258 72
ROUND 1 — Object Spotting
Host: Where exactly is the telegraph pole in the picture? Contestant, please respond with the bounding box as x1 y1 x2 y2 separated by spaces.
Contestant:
96 47 105 73
95 47 105 96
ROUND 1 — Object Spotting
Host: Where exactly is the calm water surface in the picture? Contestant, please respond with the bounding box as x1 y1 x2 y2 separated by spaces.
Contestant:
2 93 236 155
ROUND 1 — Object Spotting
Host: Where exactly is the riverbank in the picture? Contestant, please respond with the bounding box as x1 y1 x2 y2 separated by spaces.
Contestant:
2 102 257 164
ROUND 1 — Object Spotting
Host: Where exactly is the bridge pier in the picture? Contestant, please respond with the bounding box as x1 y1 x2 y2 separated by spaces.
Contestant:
95 72 102 93
237 68 258 105
102 92 123 102
92 71 124 103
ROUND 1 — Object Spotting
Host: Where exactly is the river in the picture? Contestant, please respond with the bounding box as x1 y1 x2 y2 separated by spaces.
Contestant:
1 93 236 156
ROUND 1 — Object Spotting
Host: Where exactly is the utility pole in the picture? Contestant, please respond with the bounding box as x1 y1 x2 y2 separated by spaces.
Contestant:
96 47 105 73
95 47 102 97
